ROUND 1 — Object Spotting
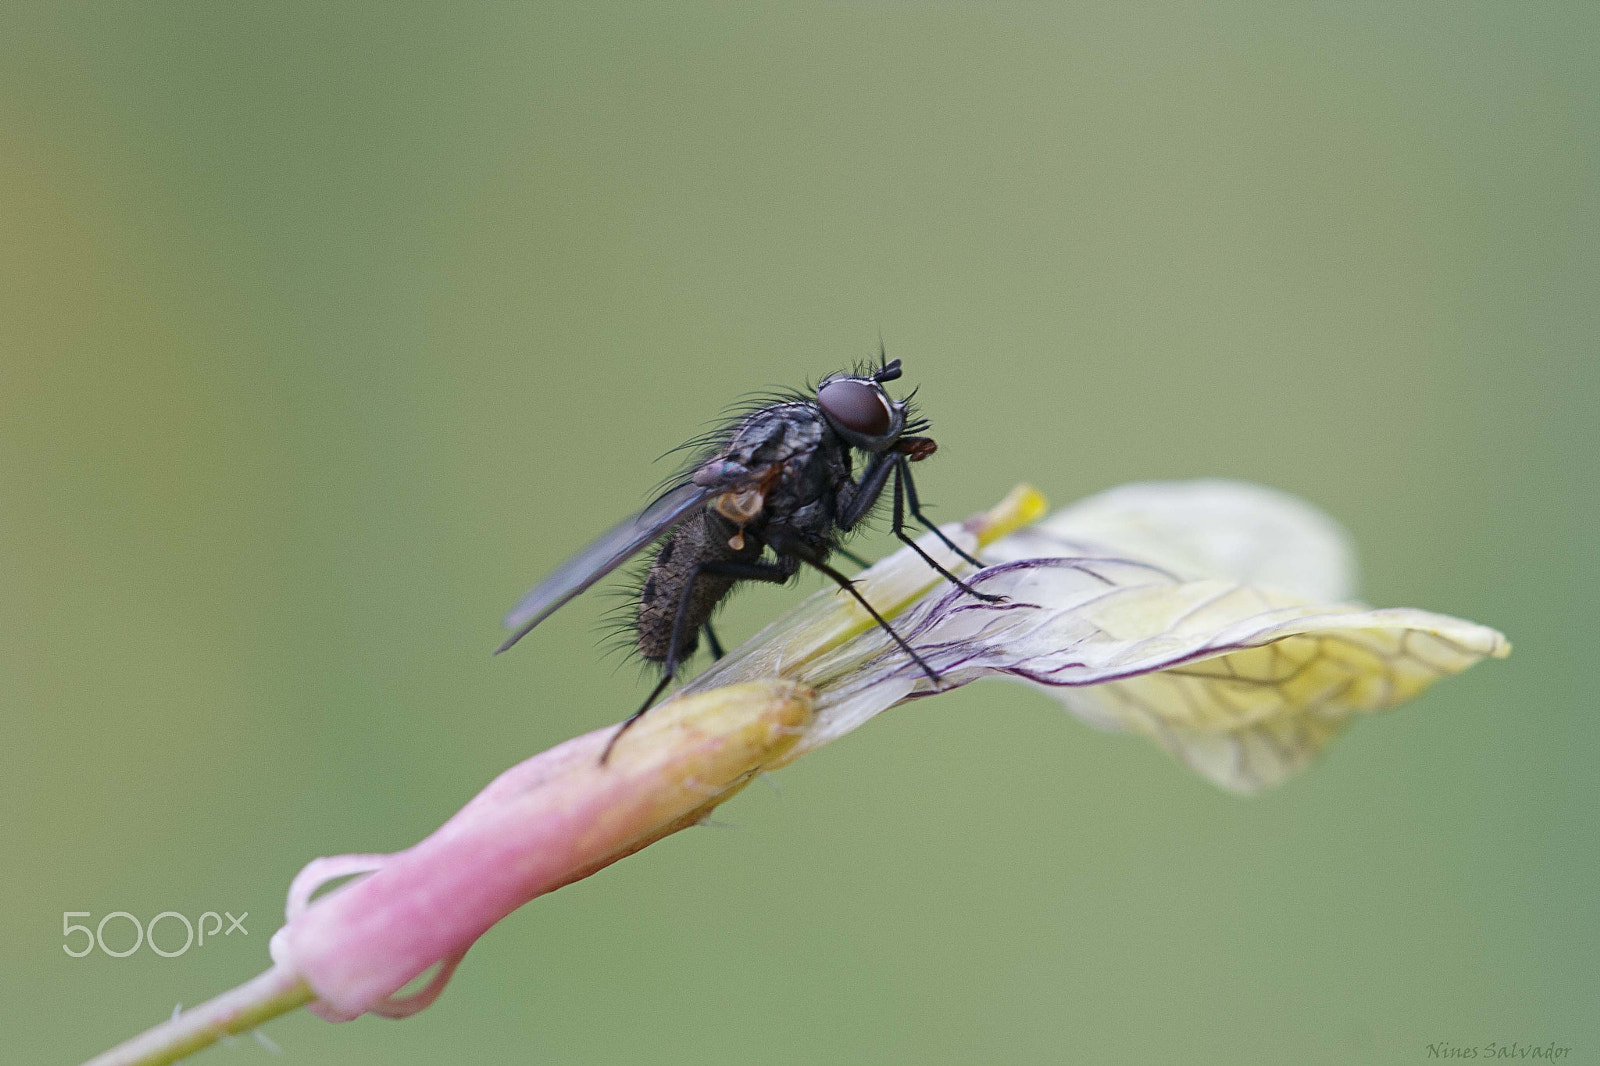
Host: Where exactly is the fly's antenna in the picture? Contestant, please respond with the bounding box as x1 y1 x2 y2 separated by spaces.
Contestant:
874 339 903 384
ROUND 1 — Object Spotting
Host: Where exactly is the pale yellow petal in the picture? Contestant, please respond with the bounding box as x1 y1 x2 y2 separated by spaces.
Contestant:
1045 605 1509 792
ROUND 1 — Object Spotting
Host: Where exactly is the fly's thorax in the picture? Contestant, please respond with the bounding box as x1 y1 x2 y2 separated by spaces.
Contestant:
730 403 823 468
768 430 850 521
692 404 823 492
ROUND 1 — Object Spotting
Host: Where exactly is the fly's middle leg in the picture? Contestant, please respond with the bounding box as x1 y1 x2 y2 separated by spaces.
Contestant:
834 546 873 569
767 535 943 688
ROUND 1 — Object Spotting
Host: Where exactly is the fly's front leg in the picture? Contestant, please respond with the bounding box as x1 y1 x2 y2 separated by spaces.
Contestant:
602 557 795 764
896 455 989 570
835 451 896 531
891 460 1003 602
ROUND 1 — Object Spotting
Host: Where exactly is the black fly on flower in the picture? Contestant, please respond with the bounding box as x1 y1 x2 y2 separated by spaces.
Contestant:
497 346 1000 760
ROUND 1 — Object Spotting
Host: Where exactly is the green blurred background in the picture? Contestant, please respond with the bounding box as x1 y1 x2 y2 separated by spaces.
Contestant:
3 4 1593 1063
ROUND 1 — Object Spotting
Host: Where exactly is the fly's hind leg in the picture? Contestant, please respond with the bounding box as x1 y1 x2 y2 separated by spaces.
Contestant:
601 558 795 765
703 622 725 661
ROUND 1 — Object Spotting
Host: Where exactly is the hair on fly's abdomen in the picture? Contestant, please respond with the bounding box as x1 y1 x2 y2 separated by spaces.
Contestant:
632 507 765 663
594 517 761 676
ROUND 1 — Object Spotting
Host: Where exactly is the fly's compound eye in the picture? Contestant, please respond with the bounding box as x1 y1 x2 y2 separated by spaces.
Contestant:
818 378 893 438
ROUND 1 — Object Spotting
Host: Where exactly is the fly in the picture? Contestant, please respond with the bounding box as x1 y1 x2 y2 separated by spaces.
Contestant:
498 348 1000 761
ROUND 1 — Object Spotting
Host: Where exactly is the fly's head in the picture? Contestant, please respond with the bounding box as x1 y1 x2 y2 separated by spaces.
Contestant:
817 357 936 461
816 358 907 452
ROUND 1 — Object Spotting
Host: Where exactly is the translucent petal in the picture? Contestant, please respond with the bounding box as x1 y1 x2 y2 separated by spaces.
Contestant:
988 478 1358 601
682 482 1508 792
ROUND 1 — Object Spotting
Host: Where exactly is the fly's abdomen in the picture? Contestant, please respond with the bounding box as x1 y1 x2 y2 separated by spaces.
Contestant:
635 510 758 663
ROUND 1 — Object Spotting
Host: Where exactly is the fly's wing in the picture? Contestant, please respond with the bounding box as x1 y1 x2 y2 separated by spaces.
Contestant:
496 481 713 654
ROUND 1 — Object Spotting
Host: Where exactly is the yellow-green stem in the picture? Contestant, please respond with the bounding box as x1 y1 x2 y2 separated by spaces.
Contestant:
81 965 313 1066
